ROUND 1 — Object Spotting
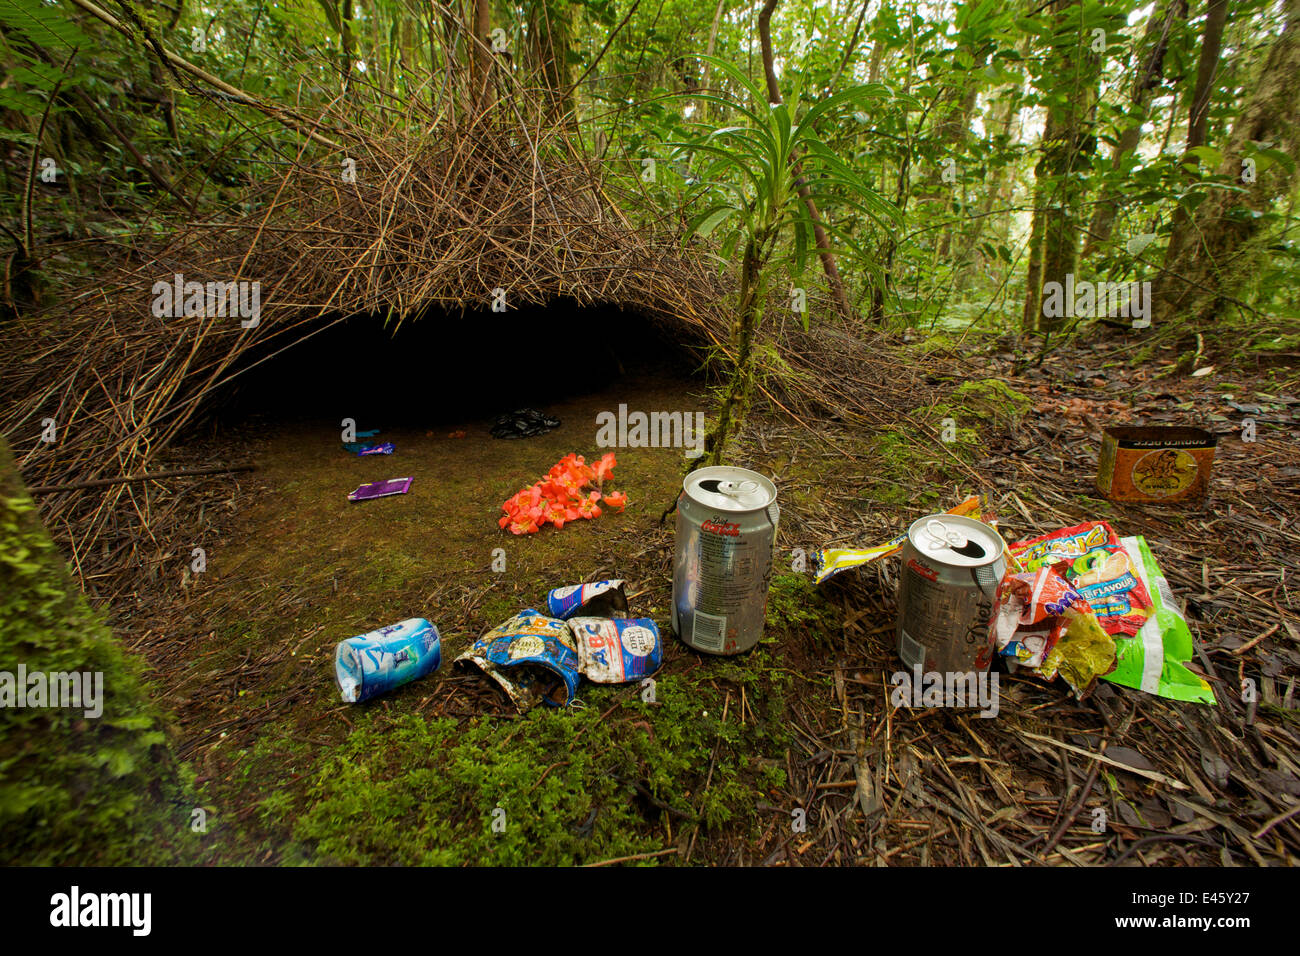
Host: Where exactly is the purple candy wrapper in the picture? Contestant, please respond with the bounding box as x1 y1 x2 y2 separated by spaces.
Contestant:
358 442 395 456
348 477 413 502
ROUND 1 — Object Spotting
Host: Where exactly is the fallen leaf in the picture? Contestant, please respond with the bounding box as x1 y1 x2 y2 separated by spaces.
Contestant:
1200 749 1230 789
1106 746 1157 774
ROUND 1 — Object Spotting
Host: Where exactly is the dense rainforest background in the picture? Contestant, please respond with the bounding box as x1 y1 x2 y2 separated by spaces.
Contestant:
3 0 1299 353
1 0 1298 871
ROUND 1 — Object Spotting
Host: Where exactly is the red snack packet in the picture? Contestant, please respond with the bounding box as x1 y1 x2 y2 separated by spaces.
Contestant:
1009 521 1154 637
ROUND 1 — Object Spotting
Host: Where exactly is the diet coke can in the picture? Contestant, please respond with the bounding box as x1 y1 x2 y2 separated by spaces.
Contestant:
896 515 1006 674
672 466 779 655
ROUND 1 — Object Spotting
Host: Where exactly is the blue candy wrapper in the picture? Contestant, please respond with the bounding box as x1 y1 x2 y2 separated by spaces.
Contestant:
335 618 442 703
568 617 662 683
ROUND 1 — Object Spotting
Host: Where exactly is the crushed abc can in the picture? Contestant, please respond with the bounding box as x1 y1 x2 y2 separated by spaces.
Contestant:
896 515 1006 674
335 618 441 703
569 617 663 683
546 580 629 620
672 466 779 655
455 611 582 711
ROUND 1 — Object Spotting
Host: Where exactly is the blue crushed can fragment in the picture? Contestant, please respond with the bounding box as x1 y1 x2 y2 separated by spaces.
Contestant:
455 611 582 710
545 580 628 620
335 618 441 703
569 617 663 683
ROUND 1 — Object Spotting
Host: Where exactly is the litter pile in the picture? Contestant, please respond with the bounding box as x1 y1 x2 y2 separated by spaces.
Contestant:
491 408 561 439
333 581 663 713
342 428 394 456
814 499 1216 706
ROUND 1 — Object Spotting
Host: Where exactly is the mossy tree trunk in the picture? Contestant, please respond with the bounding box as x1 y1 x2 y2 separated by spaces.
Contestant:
1025 0 1102 333
1082 0 1187 257
706 232 770 466
0 437 193 865
1154 0 1300 332
1163 0 1230 267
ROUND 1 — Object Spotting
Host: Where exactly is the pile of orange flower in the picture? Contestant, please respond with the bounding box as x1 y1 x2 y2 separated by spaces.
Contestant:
499 452 628 535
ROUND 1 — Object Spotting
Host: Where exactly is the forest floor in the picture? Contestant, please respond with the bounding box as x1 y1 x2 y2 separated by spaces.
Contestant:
114 333 1300 866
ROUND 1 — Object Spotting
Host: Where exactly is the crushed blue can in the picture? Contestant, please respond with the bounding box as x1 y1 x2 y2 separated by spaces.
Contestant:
569 617 663 683
545 580 629 620
334 618 441 703
455 610 582 710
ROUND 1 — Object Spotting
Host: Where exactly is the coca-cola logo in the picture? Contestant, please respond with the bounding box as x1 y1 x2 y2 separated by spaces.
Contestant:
907 558 938 581
701 517 740 536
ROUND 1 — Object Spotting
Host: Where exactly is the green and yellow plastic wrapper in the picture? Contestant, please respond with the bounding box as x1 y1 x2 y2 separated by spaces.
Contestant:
1110 535 1216 705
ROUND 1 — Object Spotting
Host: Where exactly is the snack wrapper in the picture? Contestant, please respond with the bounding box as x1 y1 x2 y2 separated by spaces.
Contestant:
334 618 441 703
455 610 582 711
1010 521 1153 636
991 564 1116 696
1042 609 1119 693
546 580 629 620
347 477 412 501
568 617 662 683
814 495 995 584
1104 536 1216 704
991 565 1083 668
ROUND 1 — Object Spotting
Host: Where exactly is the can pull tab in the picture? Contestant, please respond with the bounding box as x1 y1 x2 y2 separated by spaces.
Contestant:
924 519 987 559
717 480 758 498
698 478 759 499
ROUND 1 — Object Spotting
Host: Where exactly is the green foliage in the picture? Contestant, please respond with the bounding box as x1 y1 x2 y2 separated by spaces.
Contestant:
674 53 901 311
0 440 193 865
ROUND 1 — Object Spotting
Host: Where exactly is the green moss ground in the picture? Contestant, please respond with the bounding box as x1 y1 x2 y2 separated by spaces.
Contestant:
156 375 830 864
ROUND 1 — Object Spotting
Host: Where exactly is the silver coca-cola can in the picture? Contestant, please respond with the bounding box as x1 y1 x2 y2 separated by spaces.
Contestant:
896 514 1006 673
672 466 779 655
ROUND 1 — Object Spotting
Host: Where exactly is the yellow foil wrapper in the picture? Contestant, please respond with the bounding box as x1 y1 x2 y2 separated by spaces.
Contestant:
1039 608 1117 696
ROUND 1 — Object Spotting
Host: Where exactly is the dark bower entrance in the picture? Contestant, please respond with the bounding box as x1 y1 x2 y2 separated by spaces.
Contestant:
198 300 700 433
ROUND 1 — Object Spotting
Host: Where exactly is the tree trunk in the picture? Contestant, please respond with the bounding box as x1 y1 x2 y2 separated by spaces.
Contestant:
933 58 984 259
1022 200 1047 330
340 0 354 91
1154 0 1300 330
1164 0 1229 265
531 1 572 118
694 0 728 124
1082 0 1186 257
707 236 767 465
472 0 492 107
954 88 1018 291
1026 0 1101 333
